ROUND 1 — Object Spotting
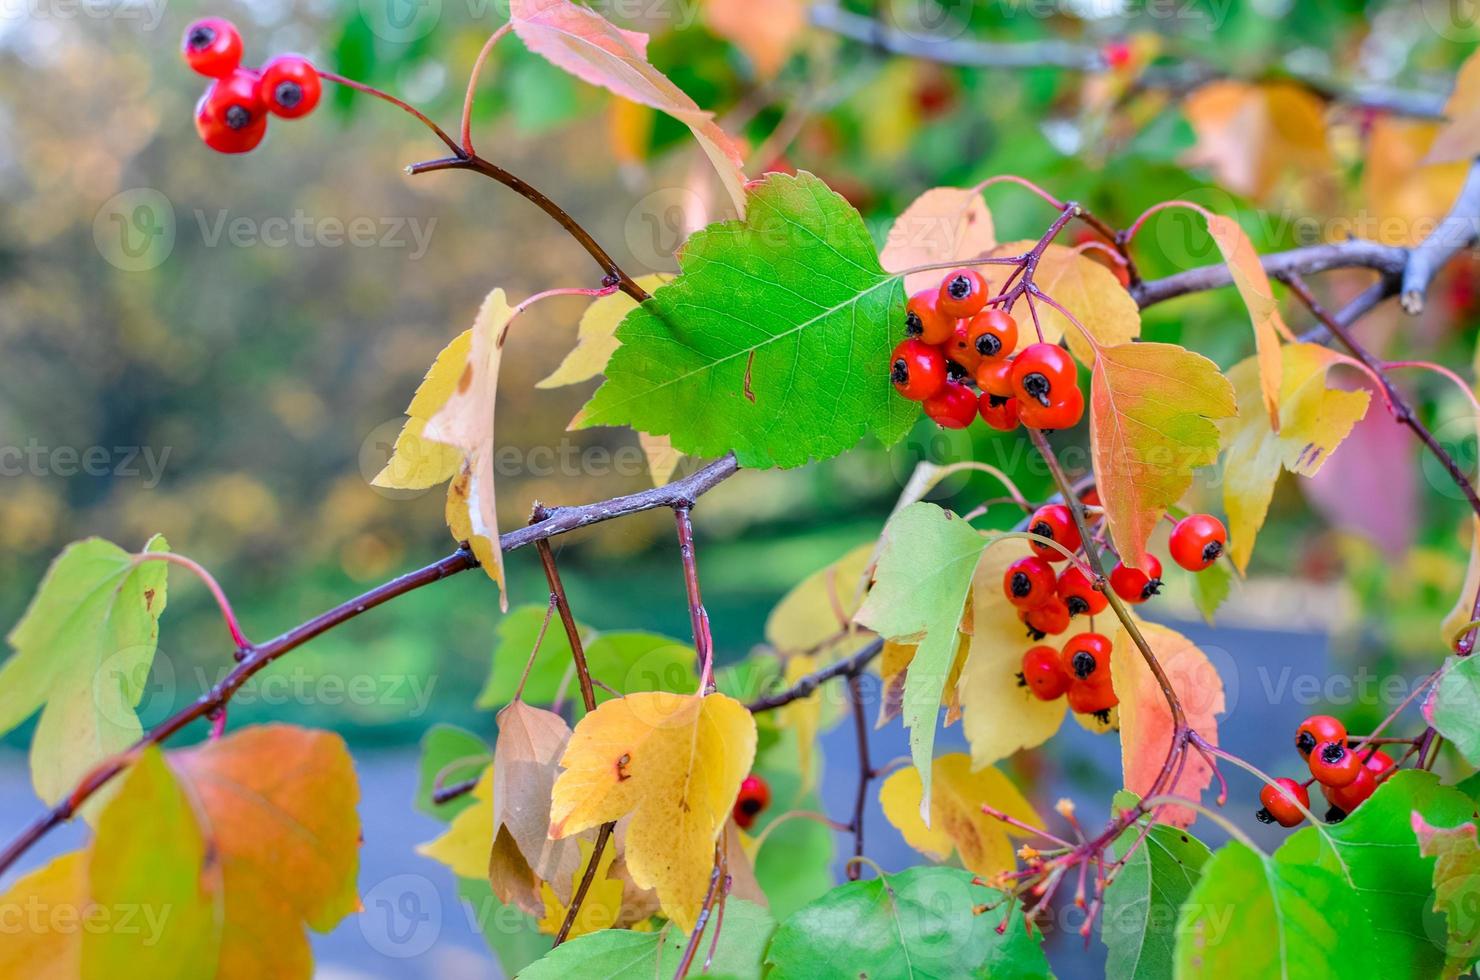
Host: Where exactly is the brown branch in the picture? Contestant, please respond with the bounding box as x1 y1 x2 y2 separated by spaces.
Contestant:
845 670 872 880
1401 158 1480 313
674 844 726 980
746 637 885 711
674 506 715 691
1131 239 1410 311
432 775 481 806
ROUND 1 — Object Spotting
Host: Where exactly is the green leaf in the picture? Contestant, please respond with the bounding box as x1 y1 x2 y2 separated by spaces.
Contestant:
1412 812 1480 978
1175 840 1379 977
0 535 169 813
1429 656 1480 767
854 503 986 809
1187 561 1232 624
764 867 1049 979
751 728 835 920
1102 816 1211 979
519 899 774 979
583 631 698 699
414 723 490 819
455 876 552 977
1277 771 1477 978
578 171 914 469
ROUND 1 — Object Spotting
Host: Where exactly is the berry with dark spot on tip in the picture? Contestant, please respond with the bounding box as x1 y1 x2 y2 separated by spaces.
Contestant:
890 339 947 401
1028 503 1081 561
1021 596 1071 639
905 288 955 344
1018 383 1084 430
938 268 989 318
1066 675 1117 716
732 773 771 829
1294 715 1346 758
1004 556 1057 609
978 393 1020 431
946 322 983 372
966 309 1018 360
976 357 1015 398
182 17 243 78
195 69 268 154
945 359 970 383
1011 343 1077 409
1258 778 1310 827
1062 632 1112 681
923 382 978 429
1057 565 1106 617
1019 646 1070 701
1109 555 1162 603
1170 514 1227 572
1324 767 1376 813
1309 740 1362 788
259 54 322 119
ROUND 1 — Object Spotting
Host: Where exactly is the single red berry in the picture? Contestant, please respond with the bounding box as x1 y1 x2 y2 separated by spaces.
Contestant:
182 17 243 78
1169 514 1227 572
1022 596 1072 640
965 309 1018 360
922 382 978 429
732 773 771 830
1019 383 1084 430
946 322 983 372
1109 555 1162 603
1066 675 1118 716
259 54 322 119
1309 740 1362 788
975 357 1015 398
1103 39 1132 71
1057 565 1107 617
1325 766 1377 813
1018 646 1069 701
905 288 955 344
195 69 268 154
1011 343 1077 410
1062 632 1112 683
890 339 947 401
937 268 989 318
978 393 1020 431
1358 746 1395 781
1081 487 1101 508
1294 715 1346 758
1256 778 1310 828
1028 503 1082 561
1004 556 1057 609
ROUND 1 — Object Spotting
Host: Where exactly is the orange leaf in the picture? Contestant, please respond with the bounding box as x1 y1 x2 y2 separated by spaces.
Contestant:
1205 213 1288 429
1425 49 1480 165
1366 116 1471 247
880 187 996 294
1181 81 1331 201
704 0 806 78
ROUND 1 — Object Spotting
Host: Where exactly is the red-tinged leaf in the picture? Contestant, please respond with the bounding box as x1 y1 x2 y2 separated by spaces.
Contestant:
509 0 747 215
1089 343 1236 572
1110 622 1225 827
1412 812 1480 975
880 187 996 294
1205 213 1289 429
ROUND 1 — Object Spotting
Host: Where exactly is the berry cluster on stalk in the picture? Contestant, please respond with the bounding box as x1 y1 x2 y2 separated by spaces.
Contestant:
1255 714 1397 827
183 18 321 154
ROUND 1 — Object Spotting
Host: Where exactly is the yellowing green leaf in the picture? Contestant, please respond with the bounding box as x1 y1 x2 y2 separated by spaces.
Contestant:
1090 343 1236 571
0 851 85 979
1442 518 1480 651
996 241 1140 364
1219 342 1371 572
854 503 986 813
1181 81 1332 200
1412 813 1480 976
1426 48 1480 165
878 754 1041 877
0 535 168 815
549 691 756 932
537 838 624 939
1205 212 1289 428
372 329 471 490
880 187 996 294
537 275 673 389
765 543 874 657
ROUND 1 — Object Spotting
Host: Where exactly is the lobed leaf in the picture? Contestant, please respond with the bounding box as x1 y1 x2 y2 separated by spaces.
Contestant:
1412 812 1480 977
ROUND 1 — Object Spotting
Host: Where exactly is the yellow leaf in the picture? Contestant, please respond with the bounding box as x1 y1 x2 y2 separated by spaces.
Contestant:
1441 518 1480 651
765 543 874 657
995 242 1140 364
874 639 915 728
881 187 997 294
537 837 623 938
878 754 1041 876
1182 81 1331 201
1090 343 1237 571
1426 49 1480 165
703 0 806 78
373 329 472 490
957 540 1066 767
1219 343 1371 572
778 653 822 790
549 691 757 932
0 852 85 979
1366 116 1471 247
537 275 672 389
608 99 654 166
637 431 682 487
1205 213 1289 428
417 765 494 879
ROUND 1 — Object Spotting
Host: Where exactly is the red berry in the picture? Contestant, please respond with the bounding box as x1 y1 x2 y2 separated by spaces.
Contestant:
978 393 1020 431
1057 565 1107 617
1022 596 1071 639
937 268 989 318
1358 746 1395 780
890 339 947 401
1062 632 1112 683
1103 39 1132 71
1325 766 1376 813
905 288 955 344
1027 504 1082 561
1256 778 1309 827
1011 343 1077 410
732 773 771 830
1019 383 1084 430
1004 556 1057 609
922 382 978 428
259 55 322 119
1294 715 1346 758
1309 740 1362 788
1019 646 1069 701
975 357 1015 398
1066 675 1118 715
946 322 983 372
195 69 268 154
1169 514 1227 572
965 309 1018 360
1109 555 1162 603
182 17 243 78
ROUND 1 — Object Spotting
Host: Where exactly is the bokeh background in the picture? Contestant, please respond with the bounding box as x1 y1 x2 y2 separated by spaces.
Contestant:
2 0 1479 976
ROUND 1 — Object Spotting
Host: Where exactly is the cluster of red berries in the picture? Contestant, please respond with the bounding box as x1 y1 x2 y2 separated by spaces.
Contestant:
889 269 1083 431
1000 505 1228 641
183 18 322 154
1256 715 1394 827
1018 632 1118 722
731 773 771 830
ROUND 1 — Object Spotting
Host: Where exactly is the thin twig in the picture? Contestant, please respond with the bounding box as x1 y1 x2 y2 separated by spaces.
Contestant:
846 670 871 880
747 637 885 711
674 506 716 693
674 845 726 980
